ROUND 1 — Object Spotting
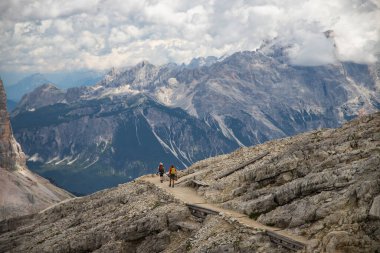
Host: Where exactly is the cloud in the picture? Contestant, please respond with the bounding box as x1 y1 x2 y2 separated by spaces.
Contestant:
0 0 379 72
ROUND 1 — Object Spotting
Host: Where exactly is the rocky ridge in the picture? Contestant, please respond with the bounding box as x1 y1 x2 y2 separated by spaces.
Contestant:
0 181 284 253
0 80 72 220
179 112 380 252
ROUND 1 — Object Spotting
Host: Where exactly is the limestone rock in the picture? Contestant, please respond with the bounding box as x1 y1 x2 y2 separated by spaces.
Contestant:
369 195 380 219
180 113 380 252
0 79 26 171
0 182 285 253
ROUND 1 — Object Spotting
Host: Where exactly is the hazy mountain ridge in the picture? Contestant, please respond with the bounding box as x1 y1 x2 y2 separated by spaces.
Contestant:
1 113 379 252
2 70 104 104
4 73 50 101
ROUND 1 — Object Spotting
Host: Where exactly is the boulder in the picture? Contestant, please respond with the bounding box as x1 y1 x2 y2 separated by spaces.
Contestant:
369 195 380 219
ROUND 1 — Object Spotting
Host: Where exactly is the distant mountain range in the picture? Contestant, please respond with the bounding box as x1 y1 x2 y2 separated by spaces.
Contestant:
11 42 380 195
5 73 50 101
4 71 104 102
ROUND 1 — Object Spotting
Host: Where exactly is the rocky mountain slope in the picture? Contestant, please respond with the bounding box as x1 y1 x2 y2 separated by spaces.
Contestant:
179 112 380 252
11 43 380 194
12 92 237 194
1 113 378 253
0 181 284 253
0 80 72 220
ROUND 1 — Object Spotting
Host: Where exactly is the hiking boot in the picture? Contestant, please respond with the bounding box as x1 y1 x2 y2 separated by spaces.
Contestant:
172 185 174 188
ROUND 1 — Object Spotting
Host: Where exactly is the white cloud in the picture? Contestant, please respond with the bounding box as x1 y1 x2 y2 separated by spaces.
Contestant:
0 0 379 73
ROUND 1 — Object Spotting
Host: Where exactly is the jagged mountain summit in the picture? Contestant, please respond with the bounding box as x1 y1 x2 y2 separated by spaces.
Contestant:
11 43 380 194
0 80 72 220
1 113 379 252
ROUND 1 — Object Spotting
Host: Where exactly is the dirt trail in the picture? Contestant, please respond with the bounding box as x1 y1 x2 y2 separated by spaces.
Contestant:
141 174 311 247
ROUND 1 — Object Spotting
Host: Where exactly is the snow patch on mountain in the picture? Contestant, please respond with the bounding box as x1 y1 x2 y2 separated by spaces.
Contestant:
67 155 80 165
83 157 99 169
100 84 139 97
141 112 188 167
28 153 44 163
212 113 246 147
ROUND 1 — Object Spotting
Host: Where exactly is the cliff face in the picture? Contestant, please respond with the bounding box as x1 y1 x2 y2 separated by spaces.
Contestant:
1 113 379 252
0 80 73 220
0 80 26 171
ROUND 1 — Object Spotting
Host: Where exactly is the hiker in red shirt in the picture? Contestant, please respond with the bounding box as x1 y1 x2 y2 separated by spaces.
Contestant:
157 162 165 183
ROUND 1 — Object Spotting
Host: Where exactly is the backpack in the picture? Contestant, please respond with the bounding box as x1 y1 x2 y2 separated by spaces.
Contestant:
170 167 176 175
159 165 164 173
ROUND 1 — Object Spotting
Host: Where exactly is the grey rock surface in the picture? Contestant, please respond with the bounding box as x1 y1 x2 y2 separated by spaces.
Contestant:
0 79 25 171
0 181 284 253
179 113 380 252
369 195 380 219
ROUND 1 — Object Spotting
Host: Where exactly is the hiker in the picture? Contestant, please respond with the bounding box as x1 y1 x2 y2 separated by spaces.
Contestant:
168 165 177 188
157 162 165 183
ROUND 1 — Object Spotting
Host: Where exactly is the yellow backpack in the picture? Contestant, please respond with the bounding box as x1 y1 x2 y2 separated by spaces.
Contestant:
170 167 176 175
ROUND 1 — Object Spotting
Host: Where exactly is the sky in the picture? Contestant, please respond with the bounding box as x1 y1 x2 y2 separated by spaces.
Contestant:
0 0 379 75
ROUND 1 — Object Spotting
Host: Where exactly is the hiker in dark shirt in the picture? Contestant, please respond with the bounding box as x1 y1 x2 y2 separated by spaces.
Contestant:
157 162 165 183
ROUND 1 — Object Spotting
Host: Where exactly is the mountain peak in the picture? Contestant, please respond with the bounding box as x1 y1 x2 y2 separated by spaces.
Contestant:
138 60 151 67
37 83 60 91
5 73 51 101
187 56 218 69
30 73 46 78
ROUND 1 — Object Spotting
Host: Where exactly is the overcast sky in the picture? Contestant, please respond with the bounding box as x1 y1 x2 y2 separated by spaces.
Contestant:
0 0 379 73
